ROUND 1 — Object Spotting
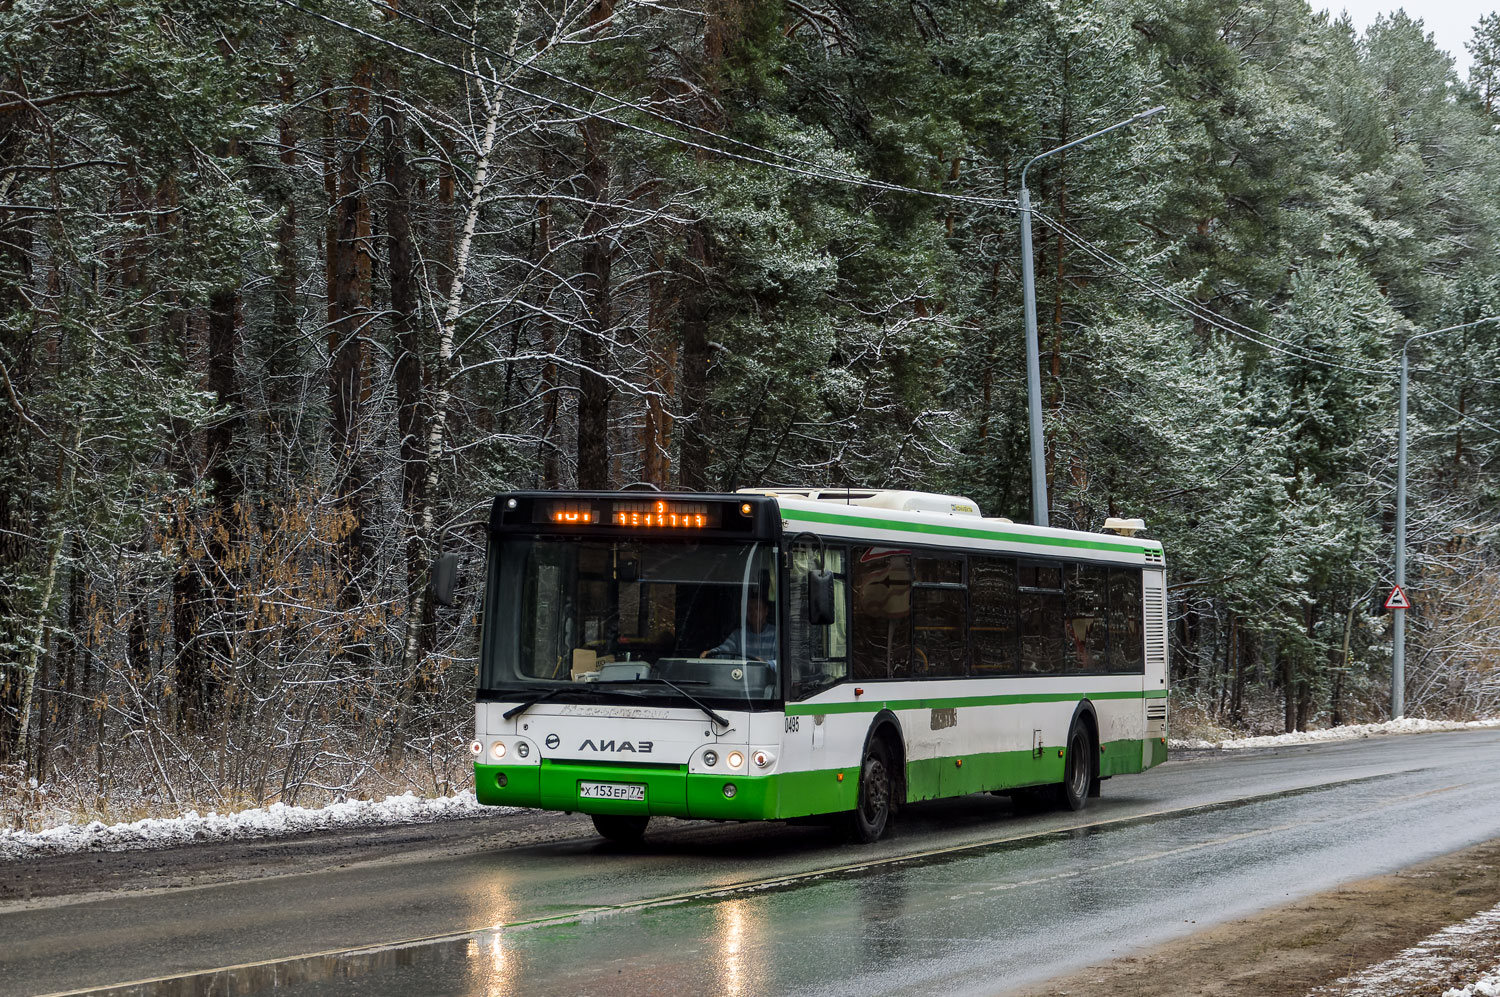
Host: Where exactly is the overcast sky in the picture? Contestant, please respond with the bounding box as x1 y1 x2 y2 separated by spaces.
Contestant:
1322 3 1494 79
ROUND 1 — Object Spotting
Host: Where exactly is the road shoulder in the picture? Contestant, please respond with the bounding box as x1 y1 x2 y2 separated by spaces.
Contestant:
1008 838 1500 997
0 809 586 910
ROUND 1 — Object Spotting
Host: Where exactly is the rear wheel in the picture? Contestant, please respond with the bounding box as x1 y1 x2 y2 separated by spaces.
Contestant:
845 739 894 843
591 814 650 842
1055 722 1094 812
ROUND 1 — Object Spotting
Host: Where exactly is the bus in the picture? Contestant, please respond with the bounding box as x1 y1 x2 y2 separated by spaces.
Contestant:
466 488 1169 843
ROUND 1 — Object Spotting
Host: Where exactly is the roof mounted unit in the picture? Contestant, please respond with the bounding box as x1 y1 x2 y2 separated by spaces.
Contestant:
1103 517 1147 537
740 488 983 518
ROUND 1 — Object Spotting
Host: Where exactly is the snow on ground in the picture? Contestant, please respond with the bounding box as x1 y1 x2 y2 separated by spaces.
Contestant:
1445 975 1500 997
1170 716 1500 751
0 791 522 862
7 716 1497 862
1308 902 1500 996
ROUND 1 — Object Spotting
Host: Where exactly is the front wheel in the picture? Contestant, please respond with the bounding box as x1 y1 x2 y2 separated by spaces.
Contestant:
591 814 650 842
845 739 894 843
1055 723 1094 812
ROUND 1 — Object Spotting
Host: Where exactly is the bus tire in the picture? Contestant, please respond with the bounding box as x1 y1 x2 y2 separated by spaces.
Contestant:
1054 721 1094 812
845 738 894 843
592 814 650 842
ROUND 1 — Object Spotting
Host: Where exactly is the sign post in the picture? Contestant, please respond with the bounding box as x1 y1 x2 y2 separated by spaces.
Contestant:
1386 582 1411 717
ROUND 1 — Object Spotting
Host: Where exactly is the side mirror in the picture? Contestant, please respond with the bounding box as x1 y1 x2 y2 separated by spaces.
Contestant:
432 552 461 608
807 569 835 626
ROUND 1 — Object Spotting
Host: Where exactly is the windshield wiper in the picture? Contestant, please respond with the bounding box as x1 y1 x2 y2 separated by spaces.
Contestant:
596 676 730 729
501 679 712 721
502 687 568 720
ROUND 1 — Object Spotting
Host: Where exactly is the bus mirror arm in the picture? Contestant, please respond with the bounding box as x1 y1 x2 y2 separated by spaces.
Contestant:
788 531 835 626
807 569 836 626
432 552 461 608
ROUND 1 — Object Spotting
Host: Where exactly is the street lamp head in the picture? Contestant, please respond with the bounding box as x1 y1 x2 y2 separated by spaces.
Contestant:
1402 316 1500 360
1021 106 1169 190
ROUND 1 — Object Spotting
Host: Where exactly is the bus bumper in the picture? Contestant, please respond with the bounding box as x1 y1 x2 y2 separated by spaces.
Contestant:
474 762 779 820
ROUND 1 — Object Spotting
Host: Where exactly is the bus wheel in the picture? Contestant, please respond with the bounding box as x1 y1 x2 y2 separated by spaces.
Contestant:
592 814 650 842
1055 723 1094 812
846 739 894 843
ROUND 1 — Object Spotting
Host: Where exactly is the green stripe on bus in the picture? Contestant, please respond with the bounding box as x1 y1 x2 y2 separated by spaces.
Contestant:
780 507 1162 556
785 688 1165 716
475 738 1161 820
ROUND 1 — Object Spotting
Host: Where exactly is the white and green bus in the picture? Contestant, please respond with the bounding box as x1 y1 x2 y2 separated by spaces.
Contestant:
467 489 1168 842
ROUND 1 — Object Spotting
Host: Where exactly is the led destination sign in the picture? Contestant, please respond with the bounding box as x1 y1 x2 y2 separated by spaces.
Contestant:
612 500 717 529
535 499 726 529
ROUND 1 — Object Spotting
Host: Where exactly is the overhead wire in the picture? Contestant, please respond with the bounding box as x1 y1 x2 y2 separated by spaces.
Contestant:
1411 383 1500 436
281 0 1500 393
274 0 1018 212
1031 209 1400 376
1034 214 1500 391
370 1 907 189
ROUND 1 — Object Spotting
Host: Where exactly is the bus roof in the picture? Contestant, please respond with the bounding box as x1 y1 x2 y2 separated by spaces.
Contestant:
486 489 1165 565
762 491 1166 566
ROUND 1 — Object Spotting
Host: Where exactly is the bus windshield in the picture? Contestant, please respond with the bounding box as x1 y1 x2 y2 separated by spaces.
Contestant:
480 536 781 704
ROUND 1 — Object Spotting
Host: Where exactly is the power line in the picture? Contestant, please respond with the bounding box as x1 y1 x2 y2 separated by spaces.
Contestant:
1412 383 1500 435
275 0 1018 213
372 1 893 188
1034 215 1500 390
1410 366 1500 387
1033 208 1397 373
276 0 1500 391
1032 209 1400 376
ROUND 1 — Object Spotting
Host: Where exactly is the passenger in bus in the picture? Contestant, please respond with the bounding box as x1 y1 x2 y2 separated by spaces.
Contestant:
701 588 777 663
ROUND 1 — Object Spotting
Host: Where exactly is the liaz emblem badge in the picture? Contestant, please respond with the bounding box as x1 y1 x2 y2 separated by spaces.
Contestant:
544 733 560 749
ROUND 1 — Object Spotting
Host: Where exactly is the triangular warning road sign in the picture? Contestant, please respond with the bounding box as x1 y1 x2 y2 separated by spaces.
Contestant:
1384 585 1412 610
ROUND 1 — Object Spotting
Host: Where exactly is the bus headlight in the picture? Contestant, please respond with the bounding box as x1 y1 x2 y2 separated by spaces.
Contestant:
469 740 483 756
727 751 744 769
703 749 719 767
490 741 507 760
753 750 774 768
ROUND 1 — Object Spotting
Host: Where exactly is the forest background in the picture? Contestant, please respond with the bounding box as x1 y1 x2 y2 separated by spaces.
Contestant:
4 0 1500 826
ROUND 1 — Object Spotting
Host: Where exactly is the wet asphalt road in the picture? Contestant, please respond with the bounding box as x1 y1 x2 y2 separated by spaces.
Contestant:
5 728 1500 997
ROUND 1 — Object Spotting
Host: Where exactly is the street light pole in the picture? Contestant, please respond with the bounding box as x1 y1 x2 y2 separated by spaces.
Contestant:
1391 316 1500 719
1018 106 1165 528
1017 186 1048 528
1393 344 1409 719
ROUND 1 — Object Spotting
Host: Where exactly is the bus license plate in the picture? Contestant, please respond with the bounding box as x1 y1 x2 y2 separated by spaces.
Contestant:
579 781 646 801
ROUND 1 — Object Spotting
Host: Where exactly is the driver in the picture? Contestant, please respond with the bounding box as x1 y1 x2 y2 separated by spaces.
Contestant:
701 588 777 662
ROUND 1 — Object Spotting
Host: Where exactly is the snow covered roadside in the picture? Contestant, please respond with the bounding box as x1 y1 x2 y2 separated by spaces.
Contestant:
1308 901 1500 996
1170 716 1500 751
0 791 524 862
7 715 1496 863
1445 975 1500 997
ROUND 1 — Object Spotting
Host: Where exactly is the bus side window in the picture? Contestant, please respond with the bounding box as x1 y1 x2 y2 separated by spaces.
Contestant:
1018 561 1064 674
850 547 911 680
1066 563 1110 673
969 556 1018 674
913 554 966 677
1109 568 1145 673
788 545 849 699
